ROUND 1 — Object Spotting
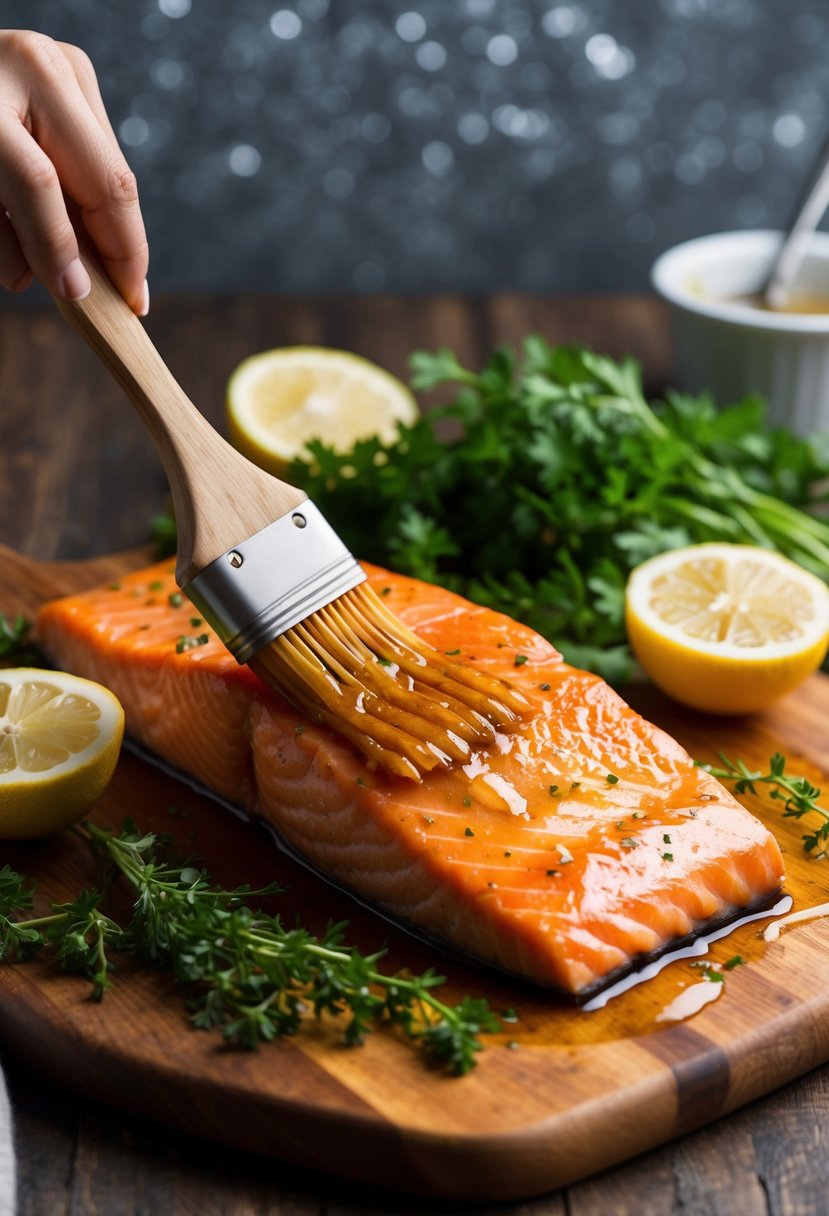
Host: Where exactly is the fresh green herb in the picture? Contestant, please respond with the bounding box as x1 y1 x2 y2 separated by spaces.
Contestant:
189 617 203 628
168 592 184 608
276 340 829 683
702 966 725 983
514 655 528 667
606 773 619 785
444 648 461 656
0 613 43 666
631 810 646 820
151 510 177 559
724 954 745 970
463 796 472 807
149 580 164 592
663 833 671 844
376 656 392 667
464 827 475 837
503 850 512 857
539 683 551 691
545 868 560 877
701 751 829 856
0 822 499 1074
175 634 209 654
662 852 673 862
548 784 559 796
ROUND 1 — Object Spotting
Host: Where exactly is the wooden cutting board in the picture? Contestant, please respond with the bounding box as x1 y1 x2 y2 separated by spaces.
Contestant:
1 544 829 1204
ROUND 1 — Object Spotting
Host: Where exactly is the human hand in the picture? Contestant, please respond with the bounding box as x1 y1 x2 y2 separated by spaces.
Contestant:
0 30 148 313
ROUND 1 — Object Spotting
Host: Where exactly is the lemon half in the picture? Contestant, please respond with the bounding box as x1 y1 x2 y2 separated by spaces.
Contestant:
625 544 829 714
226 346 418 476
0 669 125 838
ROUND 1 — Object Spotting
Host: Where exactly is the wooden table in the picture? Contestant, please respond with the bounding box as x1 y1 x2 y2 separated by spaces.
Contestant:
2 294 828 1215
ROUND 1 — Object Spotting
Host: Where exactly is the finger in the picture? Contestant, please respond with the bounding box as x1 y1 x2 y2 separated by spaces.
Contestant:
0 119 90 299
0 210 32 292
22 40 148 312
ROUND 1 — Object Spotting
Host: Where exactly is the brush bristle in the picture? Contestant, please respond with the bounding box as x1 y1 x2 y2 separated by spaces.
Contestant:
249 582 531 781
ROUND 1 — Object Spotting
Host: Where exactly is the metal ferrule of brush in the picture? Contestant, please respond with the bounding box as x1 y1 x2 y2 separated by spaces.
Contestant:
184 502 366 665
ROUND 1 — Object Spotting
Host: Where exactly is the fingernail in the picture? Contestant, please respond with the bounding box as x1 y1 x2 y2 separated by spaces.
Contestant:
59 258 91 301
138 278 150 317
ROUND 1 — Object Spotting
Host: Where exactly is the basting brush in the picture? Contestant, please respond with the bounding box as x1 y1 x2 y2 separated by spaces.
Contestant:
52 251 529 781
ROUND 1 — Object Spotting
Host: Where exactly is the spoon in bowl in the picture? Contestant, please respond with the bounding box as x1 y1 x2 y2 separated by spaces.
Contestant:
763 131 829 310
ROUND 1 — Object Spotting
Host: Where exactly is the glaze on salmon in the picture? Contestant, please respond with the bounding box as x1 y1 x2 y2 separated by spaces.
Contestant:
36 560 784 994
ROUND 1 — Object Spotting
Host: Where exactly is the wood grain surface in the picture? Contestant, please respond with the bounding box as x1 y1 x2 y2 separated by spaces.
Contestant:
3 295 829 1216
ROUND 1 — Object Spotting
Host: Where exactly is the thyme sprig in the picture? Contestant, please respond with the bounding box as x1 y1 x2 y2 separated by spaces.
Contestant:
702 751 829 857
0 821 499 1073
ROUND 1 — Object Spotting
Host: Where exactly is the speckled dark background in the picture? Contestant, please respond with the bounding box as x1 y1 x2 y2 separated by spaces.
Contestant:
5 0 829 294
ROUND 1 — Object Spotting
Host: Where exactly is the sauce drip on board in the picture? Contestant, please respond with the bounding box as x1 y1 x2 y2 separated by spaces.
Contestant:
488 761 829 1047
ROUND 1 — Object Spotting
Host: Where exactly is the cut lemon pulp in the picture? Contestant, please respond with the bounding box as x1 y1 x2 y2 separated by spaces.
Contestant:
226 346 418 477
625 544 829 714
0 669 125 838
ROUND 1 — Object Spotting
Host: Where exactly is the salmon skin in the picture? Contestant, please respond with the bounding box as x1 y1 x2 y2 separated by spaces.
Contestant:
36 559 784 995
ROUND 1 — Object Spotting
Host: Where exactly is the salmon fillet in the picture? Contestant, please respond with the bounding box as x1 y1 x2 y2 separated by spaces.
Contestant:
36 559 784 995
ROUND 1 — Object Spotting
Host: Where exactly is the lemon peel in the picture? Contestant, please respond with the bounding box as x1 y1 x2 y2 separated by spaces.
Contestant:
625 544 829 714
0 669 125 838
226 346 418 477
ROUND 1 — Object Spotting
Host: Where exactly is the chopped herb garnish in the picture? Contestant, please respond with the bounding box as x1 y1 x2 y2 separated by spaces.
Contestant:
463 796 472 807
570 781 581 790
108 582 121 591
503 850 512 857
724 954 745 970
616 820 626 830
464 827 475 837
380 587 391 596
149 580 164 592
663 833 671 844
546 868 560 877
606 773 619 785
661 852 673 862
175 634 209 654
620 837 639 849
539 683 551 691
376 656 392 667
548 784 559 796
444 648 461 656
189 617 203 628
514 655 528 667
168 592 183 608
702 966 725 983
631 811 646 820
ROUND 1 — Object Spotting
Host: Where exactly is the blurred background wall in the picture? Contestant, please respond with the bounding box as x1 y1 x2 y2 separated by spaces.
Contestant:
6 0 829 295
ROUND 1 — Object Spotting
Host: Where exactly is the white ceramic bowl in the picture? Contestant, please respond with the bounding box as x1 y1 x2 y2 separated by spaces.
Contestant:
651 230 829 434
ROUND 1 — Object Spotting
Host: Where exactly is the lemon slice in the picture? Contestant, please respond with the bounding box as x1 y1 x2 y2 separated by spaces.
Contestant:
0 669 125 838
625 544 829 714
226 346 419 476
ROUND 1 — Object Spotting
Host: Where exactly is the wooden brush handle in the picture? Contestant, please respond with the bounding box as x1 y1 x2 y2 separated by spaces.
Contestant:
51 244 306 585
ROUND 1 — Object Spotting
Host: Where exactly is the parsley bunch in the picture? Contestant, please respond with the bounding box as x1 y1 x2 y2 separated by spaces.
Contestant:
290 341 829 682
0 821 499 1074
